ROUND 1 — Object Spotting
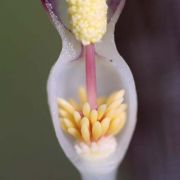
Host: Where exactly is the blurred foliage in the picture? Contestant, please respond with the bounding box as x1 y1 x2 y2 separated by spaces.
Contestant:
0 1 81 179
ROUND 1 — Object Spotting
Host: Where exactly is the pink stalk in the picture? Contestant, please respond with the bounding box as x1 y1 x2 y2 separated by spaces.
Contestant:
85 44 97 109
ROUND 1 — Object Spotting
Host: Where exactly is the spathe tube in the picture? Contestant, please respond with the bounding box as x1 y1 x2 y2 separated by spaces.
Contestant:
42 0 137 179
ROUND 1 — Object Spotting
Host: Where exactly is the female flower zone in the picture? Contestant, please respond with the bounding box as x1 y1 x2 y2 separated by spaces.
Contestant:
41 0 137 179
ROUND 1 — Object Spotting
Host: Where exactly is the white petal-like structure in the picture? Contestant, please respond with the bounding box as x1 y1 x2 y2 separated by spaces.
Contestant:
42 0 137 179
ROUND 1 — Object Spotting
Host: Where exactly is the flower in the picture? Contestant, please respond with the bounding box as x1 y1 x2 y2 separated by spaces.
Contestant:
41 0 137 179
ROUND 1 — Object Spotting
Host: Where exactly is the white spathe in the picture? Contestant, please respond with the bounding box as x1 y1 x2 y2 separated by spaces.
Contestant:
46 0 137 179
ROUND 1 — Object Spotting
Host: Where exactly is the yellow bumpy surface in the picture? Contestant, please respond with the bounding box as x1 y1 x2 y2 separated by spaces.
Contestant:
57 87 127 144
66 0 108 45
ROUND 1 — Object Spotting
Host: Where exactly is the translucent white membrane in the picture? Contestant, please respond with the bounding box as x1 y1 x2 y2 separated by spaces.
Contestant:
54 55 125 100
47 49 137 172
46 0 137 179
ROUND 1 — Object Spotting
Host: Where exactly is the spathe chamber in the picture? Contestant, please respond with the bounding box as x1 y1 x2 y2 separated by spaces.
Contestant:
41 0 137 179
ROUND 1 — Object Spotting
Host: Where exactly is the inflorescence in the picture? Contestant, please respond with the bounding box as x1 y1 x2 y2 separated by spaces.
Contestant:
58 87 127 144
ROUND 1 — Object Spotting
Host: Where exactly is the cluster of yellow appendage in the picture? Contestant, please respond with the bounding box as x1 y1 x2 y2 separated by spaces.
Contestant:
57 87 127 144
66 0 108 45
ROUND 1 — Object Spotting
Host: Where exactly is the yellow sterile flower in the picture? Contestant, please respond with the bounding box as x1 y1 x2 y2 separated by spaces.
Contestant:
66 0 108 45
57 87 127 144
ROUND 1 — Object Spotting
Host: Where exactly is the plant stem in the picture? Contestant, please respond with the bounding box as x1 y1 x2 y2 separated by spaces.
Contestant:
85 44 97 109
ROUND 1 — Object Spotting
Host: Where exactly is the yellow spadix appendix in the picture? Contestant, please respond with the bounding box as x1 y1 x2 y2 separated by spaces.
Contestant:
66 0 108 45
57 87 127 144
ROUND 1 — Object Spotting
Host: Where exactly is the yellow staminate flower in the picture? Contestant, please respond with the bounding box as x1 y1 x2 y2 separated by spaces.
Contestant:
73 111 81 126
59 109 69 117
82 102 91 117
78 86 87 104
68 127 82 140
101 117 110 135
69 99 81 111
92 121 102 140
97 104 107 120
81 117 90 127
90 109 98 124
106 90 125 105
81 123 90 143
57 87 127 144
57 98 75 114
63 118 75 128
107 118 122 135
60 120 67 132
66 0 108 45
97 97 106 106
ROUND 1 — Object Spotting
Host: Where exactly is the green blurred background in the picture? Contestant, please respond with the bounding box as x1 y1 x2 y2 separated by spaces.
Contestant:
0 1 130 179
0 1 81 179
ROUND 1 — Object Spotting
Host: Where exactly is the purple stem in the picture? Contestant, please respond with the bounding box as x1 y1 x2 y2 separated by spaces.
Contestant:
85 44 97 109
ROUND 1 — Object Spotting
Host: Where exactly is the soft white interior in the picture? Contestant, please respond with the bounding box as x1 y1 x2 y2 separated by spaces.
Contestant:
47 0 136 174
75 136 117 161
47 52 137 172
56 55 125 101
